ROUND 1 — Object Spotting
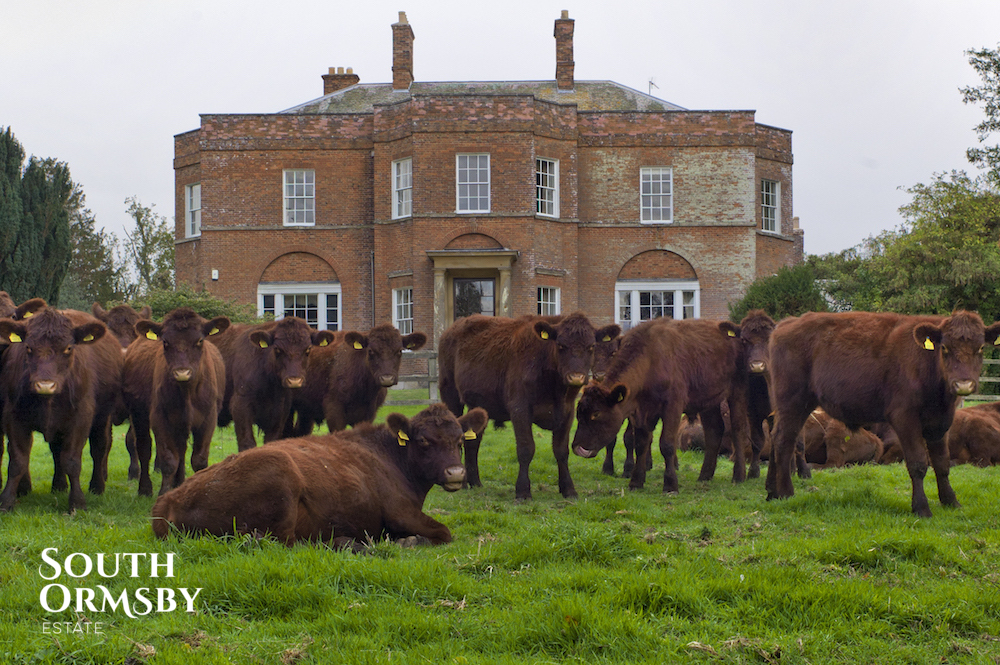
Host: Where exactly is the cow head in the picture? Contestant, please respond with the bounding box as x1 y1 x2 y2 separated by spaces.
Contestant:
136 308 230 384
0 308 105 396
345 324 427 388
572 382 630 458
387 404 488 492
534 312 597 388
249 317 336 389
0 291 15 319
93 302 152 349
592 324 623 382
738 309 776 376
914 311 1000 397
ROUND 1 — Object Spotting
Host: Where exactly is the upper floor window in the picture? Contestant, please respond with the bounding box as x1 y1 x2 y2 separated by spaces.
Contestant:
185 183 201 238
615 280 699 330
537 286 560 316
761 179 779 232
393 287 414 335
393 158 412 220
284 170 315 226
259 282 340 330
640 167 672 223
456 154 490 213
536 158 559 217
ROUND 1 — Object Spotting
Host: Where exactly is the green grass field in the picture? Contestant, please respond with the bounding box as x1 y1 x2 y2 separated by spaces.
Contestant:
2 390 1000 663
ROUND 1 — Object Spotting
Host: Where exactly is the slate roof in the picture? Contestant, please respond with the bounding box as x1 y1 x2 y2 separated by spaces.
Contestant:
281 80 687 115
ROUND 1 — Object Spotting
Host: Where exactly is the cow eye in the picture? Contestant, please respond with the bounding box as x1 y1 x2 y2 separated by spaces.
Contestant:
162 341 171 351
196 339 204 348
978 345 985 355
63 346 73 356
304 347 311 355
590 411 601 421
942 346 950 356
587 345 595 353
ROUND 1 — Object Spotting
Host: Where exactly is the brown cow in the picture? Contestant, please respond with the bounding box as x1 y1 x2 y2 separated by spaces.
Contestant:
123 308 230 496
799 409 884 469
766 310 1000 517
572 317 752 493
941 402 1000 467
438 312 600 499
0 306 122 512
151 404 489 546
213 317 334 450
289 324 427 436
737 310 777 479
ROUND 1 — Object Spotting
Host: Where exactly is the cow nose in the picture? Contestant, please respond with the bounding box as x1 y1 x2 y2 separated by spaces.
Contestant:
749 361 767 373
593 371 607 382
954 380 976 396
33 380 57 395
566 373 587 387
442 465 466 491
173 369 192 382
284 377 304 389
379 374 397 387
573 445 599 459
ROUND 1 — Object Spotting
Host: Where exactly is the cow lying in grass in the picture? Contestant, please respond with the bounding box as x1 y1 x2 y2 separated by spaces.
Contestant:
151 404 488 547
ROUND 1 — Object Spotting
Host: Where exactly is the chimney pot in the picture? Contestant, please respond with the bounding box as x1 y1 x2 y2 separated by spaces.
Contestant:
554 11 575 91
392 12 415 90
323 66 360 95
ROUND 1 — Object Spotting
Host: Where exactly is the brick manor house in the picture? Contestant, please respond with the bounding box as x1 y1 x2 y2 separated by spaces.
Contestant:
174 11 803 345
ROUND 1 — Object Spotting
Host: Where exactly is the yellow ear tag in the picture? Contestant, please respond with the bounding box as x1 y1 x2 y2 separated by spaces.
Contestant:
8 332 22 343
82 334 94 342
617 392 626 403
398 431 410 446
540 331 549 340
258 340 268 349
602 335 612 342
22 311 33 319
209 327 219 336
924 338 935 351
145 331 158 341
994 337 1000 346
353 341 363 350
728 330 736 337
845 435 851 442
319 339 329 347
464 429 477 440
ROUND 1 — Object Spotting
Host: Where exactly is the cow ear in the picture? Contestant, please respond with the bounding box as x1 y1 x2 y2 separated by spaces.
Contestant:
204 316 230 337
0 320 27 344
74 322 106 345
14 298 47 320
402 332 427 351
135 319 163 341
91 302 107 320
138 305 152 320
608 384 629 405
386 413 411 446
913 323 943 351
719 321 741 339
986 322 1000 347
312 330 336 347
595 324 622 343
534 321 557 341
249 331 273 349
345 331 367 350
458 407 489 439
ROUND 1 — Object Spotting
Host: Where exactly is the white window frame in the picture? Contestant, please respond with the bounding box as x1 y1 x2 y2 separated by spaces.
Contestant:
258 282 341 330
640 167 673 223
761 179 779 233
392 158 413 220
185 183 201 238
283 169 315 226
536 158 559 218
614 280 699 330
456 154 490 214
393 287 414 335
537 286 561 316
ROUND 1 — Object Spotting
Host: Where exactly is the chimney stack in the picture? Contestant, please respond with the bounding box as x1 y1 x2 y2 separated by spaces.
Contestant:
554 10 575 91
323 67 360 95
392 11 415 91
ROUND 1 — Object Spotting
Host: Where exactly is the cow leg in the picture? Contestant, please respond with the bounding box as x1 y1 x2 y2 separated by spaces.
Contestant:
551 411 577 499
925 432 959 509
190 419 215 473
230 394 259 451
889 418 933 517
323 398 349 433
512 411 536 500
49 440 68 492
601 438 617 476
132 412 155 497
0 423 33 511
386 509 453 545
62 426 90 512
726 389 750 484
658 408 684 493
747 416 764 479
463 433 483 488
697 406 726 483
87 418 112 495
125 424 139 480
628 422 655 490
766 409 811 501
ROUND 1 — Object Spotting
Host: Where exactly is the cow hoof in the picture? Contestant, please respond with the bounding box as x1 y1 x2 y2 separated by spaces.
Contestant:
601 465 615 477
396 535 431 547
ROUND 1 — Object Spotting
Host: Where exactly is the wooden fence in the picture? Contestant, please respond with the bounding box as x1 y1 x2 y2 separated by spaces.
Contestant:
969 357 1000 402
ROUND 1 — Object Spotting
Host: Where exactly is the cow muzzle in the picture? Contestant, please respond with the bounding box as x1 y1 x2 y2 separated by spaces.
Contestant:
379 374 397 387
593 371 607 382
173 369 193 383
284 377 304 389
749 361 767 374
441 465 466 491
32 380 58 396
566 373 587 387
954 380 976 396
573 445 599 459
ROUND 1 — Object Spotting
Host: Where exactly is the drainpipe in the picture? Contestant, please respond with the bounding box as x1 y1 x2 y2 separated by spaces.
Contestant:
370 250 376 329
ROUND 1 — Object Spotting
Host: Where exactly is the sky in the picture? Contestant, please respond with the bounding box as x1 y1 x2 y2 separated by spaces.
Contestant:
2 0 999 257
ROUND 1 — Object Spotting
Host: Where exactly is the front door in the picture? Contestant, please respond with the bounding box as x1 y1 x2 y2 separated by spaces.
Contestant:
453 278 496 319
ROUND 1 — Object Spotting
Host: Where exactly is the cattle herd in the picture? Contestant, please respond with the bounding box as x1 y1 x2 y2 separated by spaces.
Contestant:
1 291 1000 549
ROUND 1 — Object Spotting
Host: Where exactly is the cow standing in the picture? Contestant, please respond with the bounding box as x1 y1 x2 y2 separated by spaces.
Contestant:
123 308 229 496
152 404 488 547
438 312 599 500
289 324 427 436
0 307 122 512
213 317 334 450
765 310 1000 517
572 318 752 493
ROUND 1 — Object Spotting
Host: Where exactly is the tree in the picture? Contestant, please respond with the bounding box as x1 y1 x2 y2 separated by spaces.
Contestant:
961 43 1000 183
120 196 175 298
728 263 828 322
59 182 126 310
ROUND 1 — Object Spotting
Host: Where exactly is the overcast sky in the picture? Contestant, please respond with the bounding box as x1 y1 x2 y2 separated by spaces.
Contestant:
3 0 999 257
